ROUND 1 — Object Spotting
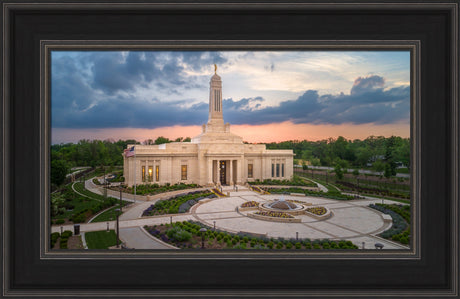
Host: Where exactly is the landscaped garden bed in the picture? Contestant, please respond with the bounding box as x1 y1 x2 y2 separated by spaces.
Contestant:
248 210 301 223
368 203 410 245
144 221 359 250
266 187 355 201
248 175 317 187
306 207 327 215
117 182 201 196
142 191 216 216
336 181 410 200
241 201 259 208
211 188 226 197
51 183 127 225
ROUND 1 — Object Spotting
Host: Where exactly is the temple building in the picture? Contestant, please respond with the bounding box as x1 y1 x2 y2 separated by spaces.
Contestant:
123 66 294 187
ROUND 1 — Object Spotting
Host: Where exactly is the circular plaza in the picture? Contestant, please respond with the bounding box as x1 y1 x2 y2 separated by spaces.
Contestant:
189 187 400 248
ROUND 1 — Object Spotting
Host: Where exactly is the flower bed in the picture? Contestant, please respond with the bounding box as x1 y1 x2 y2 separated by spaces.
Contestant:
306 207 327 215
211 188 226 197
255 211 294 218
142 191 215 216
249 185 268 194
304 206 332 220
241 201 259 208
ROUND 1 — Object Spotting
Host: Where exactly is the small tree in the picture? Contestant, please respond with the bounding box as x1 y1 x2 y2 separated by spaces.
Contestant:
51 160 69 186
334 164 344 180
302 161 308 170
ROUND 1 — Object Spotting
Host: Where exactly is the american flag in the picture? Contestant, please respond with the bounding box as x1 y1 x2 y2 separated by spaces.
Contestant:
125 146 135 157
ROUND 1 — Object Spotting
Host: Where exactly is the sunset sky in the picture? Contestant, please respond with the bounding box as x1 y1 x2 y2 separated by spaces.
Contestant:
51 51 410 144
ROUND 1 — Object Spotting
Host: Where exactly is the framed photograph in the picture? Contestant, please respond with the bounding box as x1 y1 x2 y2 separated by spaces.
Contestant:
2 1 458 297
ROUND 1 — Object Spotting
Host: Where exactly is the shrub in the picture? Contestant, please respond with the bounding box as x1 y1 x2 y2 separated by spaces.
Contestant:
295 242 302 249
286 242 293 249
267 241 274 249
61 230 73 238
55 219 65 225
50 232 60 248
276 242 284 249
233 243 247 249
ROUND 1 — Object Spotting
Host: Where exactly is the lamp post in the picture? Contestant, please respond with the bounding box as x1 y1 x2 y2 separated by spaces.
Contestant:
115 208 120 248
213 221 216 231
199 228 207 249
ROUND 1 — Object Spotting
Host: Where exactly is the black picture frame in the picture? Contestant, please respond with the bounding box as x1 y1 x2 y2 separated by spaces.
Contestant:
1 1 459 297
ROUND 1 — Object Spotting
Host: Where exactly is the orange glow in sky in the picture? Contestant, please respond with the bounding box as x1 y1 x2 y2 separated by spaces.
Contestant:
52 121 409 144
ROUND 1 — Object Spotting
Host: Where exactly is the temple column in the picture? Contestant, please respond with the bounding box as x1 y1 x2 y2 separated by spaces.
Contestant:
237 159 242 184
207 158 213 185
229 160 233 185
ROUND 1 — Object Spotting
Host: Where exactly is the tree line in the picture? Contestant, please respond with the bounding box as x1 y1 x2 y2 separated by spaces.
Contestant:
265 135 410 176
51 135 409 186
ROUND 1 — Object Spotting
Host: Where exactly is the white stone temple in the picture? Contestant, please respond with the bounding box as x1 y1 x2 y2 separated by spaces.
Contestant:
123 67 294 187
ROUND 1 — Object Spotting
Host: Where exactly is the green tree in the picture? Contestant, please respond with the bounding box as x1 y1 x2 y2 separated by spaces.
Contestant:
302 161 308 170
155 136 171 144
51 160 69 186
334 164 344 180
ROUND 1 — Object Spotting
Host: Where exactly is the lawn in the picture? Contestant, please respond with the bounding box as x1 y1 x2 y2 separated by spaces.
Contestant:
85 230 119 249
90 202 129 223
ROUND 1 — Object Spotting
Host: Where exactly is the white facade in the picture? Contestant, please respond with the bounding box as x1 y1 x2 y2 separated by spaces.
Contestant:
123 70 294 187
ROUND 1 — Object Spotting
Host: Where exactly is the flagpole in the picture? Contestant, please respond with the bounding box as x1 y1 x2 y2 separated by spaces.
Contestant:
134 146 136 203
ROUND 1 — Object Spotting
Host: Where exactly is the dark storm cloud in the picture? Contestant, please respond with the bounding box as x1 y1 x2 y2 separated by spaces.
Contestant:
221 75 409 126
90 51 221 94
51 51 227 128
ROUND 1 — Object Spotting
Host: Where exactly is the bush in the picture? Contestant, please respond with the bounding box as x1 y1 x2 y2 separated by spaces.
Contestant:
286 242 293 249
55 219 65 225
50 232 60 248
267 241 274 249
61 230 73 238
233 243 247 249
295 242 302 249
276 242 284 249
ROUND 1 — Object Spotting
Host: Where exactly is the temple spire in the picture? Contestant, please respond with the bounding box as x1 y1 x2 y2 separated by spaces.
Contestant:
208 66 224 126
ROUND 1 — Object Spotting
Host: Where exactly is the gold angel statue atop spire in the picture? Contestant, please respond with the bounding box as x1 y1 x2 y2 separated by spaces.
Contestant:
214 64 217 74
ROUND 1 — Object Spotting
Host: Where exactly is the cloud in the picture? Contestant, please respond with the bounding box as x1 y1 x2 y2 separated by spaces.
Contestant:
51 52 409 130
350 75 385 95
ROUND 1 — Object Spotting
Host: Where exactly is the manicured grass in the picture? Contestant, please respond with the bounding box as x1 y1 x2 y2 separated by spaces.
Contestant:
90 202 129 223
85 230 118 249
73 182 106 201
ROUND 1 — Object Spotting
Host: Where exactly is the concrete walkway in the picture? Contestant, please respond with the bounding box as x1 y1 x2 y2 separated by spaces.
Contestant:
119 227 175 249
